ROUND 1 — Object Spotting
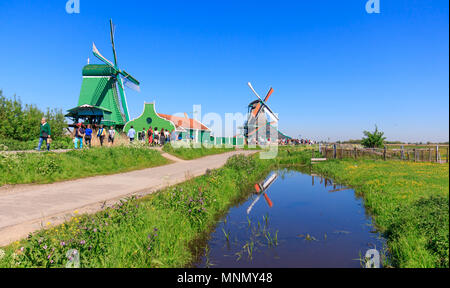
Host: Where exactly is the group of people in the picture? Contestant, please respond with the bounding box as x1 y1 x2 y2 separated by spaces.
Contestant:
72 123 116 149
127 126 177 146
280 138 315 146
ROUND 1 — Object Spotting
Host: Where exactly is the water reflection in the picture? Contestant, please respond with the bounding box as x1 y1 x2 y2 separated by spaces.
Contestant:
247 172 278 214
195 169 387 268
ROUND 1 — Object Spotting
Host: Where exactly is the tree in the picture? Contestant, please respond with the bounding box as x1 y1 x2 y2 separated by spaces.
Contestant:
361 125 386 148
0 90 67 141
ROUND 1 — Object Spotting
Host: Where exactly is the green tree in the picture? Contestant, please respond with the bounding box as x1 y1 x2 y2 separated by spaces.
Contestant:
361 125 386 148
0 90 67 141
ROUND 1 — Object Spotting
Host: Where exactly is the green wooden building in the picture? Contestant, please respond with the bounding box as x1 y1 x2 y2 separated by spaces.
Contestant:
124 103 214 143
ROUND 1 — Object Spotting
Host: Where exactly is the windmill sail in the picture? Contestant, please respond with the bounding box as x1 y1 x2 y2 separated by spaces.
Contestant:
122 76 141 92
93 43 115 67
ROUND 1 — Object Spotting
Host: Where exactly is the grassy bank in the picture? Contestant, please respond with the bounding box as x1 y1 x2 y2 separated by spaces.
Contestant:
0 146 170 186
0 137 73 151
162 143 236 160
0 154 272 268
311 156 449 268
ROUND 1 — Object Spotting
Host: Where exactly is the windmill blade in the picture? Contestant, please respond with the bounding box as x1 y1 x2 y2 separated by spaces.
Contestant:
264 87 274 102
262 105 279 122
119 69 140 86
262 173 278 190
110 19 118 67
247 125 262 137
92 43 116 69
122 76 141 92
247 82 263 101
246 194 262 215
263 193 273 208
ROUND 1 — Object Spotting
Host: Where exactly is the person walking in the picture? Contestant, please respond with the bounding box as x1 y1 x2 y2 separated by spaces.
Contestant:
154 127 159 146
140 127 146 143
97 125 106 147
128 126 136 142
36 117 51 151
108 126 116 146
160 128 166 146
147 126 154 146
84 124 93 148
164 129 170 144
73 123 85 149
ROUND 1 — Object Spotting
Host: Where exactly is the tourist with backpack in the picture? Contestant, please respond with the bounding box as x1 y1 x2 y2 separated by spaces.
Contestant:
73 123 85 149
97 125 106 147
140 127 146 142
84 124 93 148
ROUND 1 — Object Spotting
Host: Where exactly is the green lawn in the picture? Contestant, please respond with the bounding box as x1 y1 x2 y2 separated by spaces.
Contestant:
0 146 170 186
162 143 236 160
0 137 73 151
312 156 449 268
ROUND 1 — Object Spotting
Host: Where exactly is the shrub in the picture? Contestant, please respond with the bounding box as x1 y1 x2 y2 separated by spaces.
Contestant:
361 125 386 148
0 90 67 141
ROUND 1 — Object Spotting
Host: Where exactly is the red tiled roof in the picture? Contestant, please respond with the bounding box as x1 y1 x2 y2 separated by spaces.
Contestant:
157 113 210 131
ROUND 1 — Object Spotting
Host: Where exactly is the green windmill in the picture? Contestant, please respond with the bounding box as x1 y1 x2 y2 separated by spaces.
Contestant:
67 19 140 128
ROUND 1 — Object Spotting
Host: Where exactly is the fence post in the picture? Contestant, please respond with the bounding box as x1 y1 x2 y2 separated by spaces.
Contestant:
429 148 432 162
414 149 416 162
401 146 404 161
383 146 387 161
436 145 439 163
354 147 357 159
333 144 337 159
447 147 449 163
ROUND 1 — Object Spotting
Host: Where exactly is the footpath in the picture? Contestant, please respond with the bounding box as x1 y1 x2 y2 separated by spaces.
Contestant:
0 150 256 246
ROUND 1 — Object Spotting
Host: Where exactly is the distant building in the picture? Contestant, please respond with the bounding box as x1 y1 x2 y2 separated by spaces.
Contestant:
123 103 212 143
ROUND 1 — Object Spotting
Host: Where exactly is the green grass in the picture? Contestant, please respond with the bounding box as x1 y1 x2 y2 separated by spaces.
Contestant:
162 143 236 160
312 157 449 268
0 154 272 268
0 146 170 186
0 137 73 151
0 146 447 268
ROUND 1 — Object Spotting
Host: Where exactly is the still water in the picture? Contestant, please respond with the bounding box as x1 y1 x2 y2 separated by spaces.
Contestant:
195 169 386 268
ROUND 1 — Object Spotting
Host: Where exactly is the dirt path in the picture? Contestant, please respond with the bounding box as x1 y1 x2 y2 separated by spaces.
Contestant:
0 150 257 246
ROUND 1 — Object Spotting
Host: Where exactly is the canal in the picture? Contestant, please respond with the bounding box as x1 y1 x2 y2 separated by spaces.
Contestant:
195 168 386 268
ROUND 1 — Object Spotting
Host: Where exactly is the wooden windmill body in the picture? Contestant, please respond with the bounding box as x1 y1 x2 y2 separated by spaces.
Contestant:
66 20 140 128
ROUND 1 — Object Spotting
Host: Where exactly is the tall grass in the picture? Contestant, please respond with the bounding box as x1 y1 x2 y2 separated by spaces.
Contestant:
312 157 449 268
0 146 169 186
0 154 271 268
162 143 236 160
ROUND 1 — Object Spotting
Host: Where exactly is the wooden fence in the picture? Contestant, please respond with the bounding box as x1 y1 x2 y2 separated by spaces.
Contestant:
317 144 449 163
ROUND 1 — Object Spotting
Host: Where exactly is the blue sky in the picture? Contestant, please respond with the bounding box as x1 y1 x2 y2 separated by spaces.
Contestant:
0 0 448 142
